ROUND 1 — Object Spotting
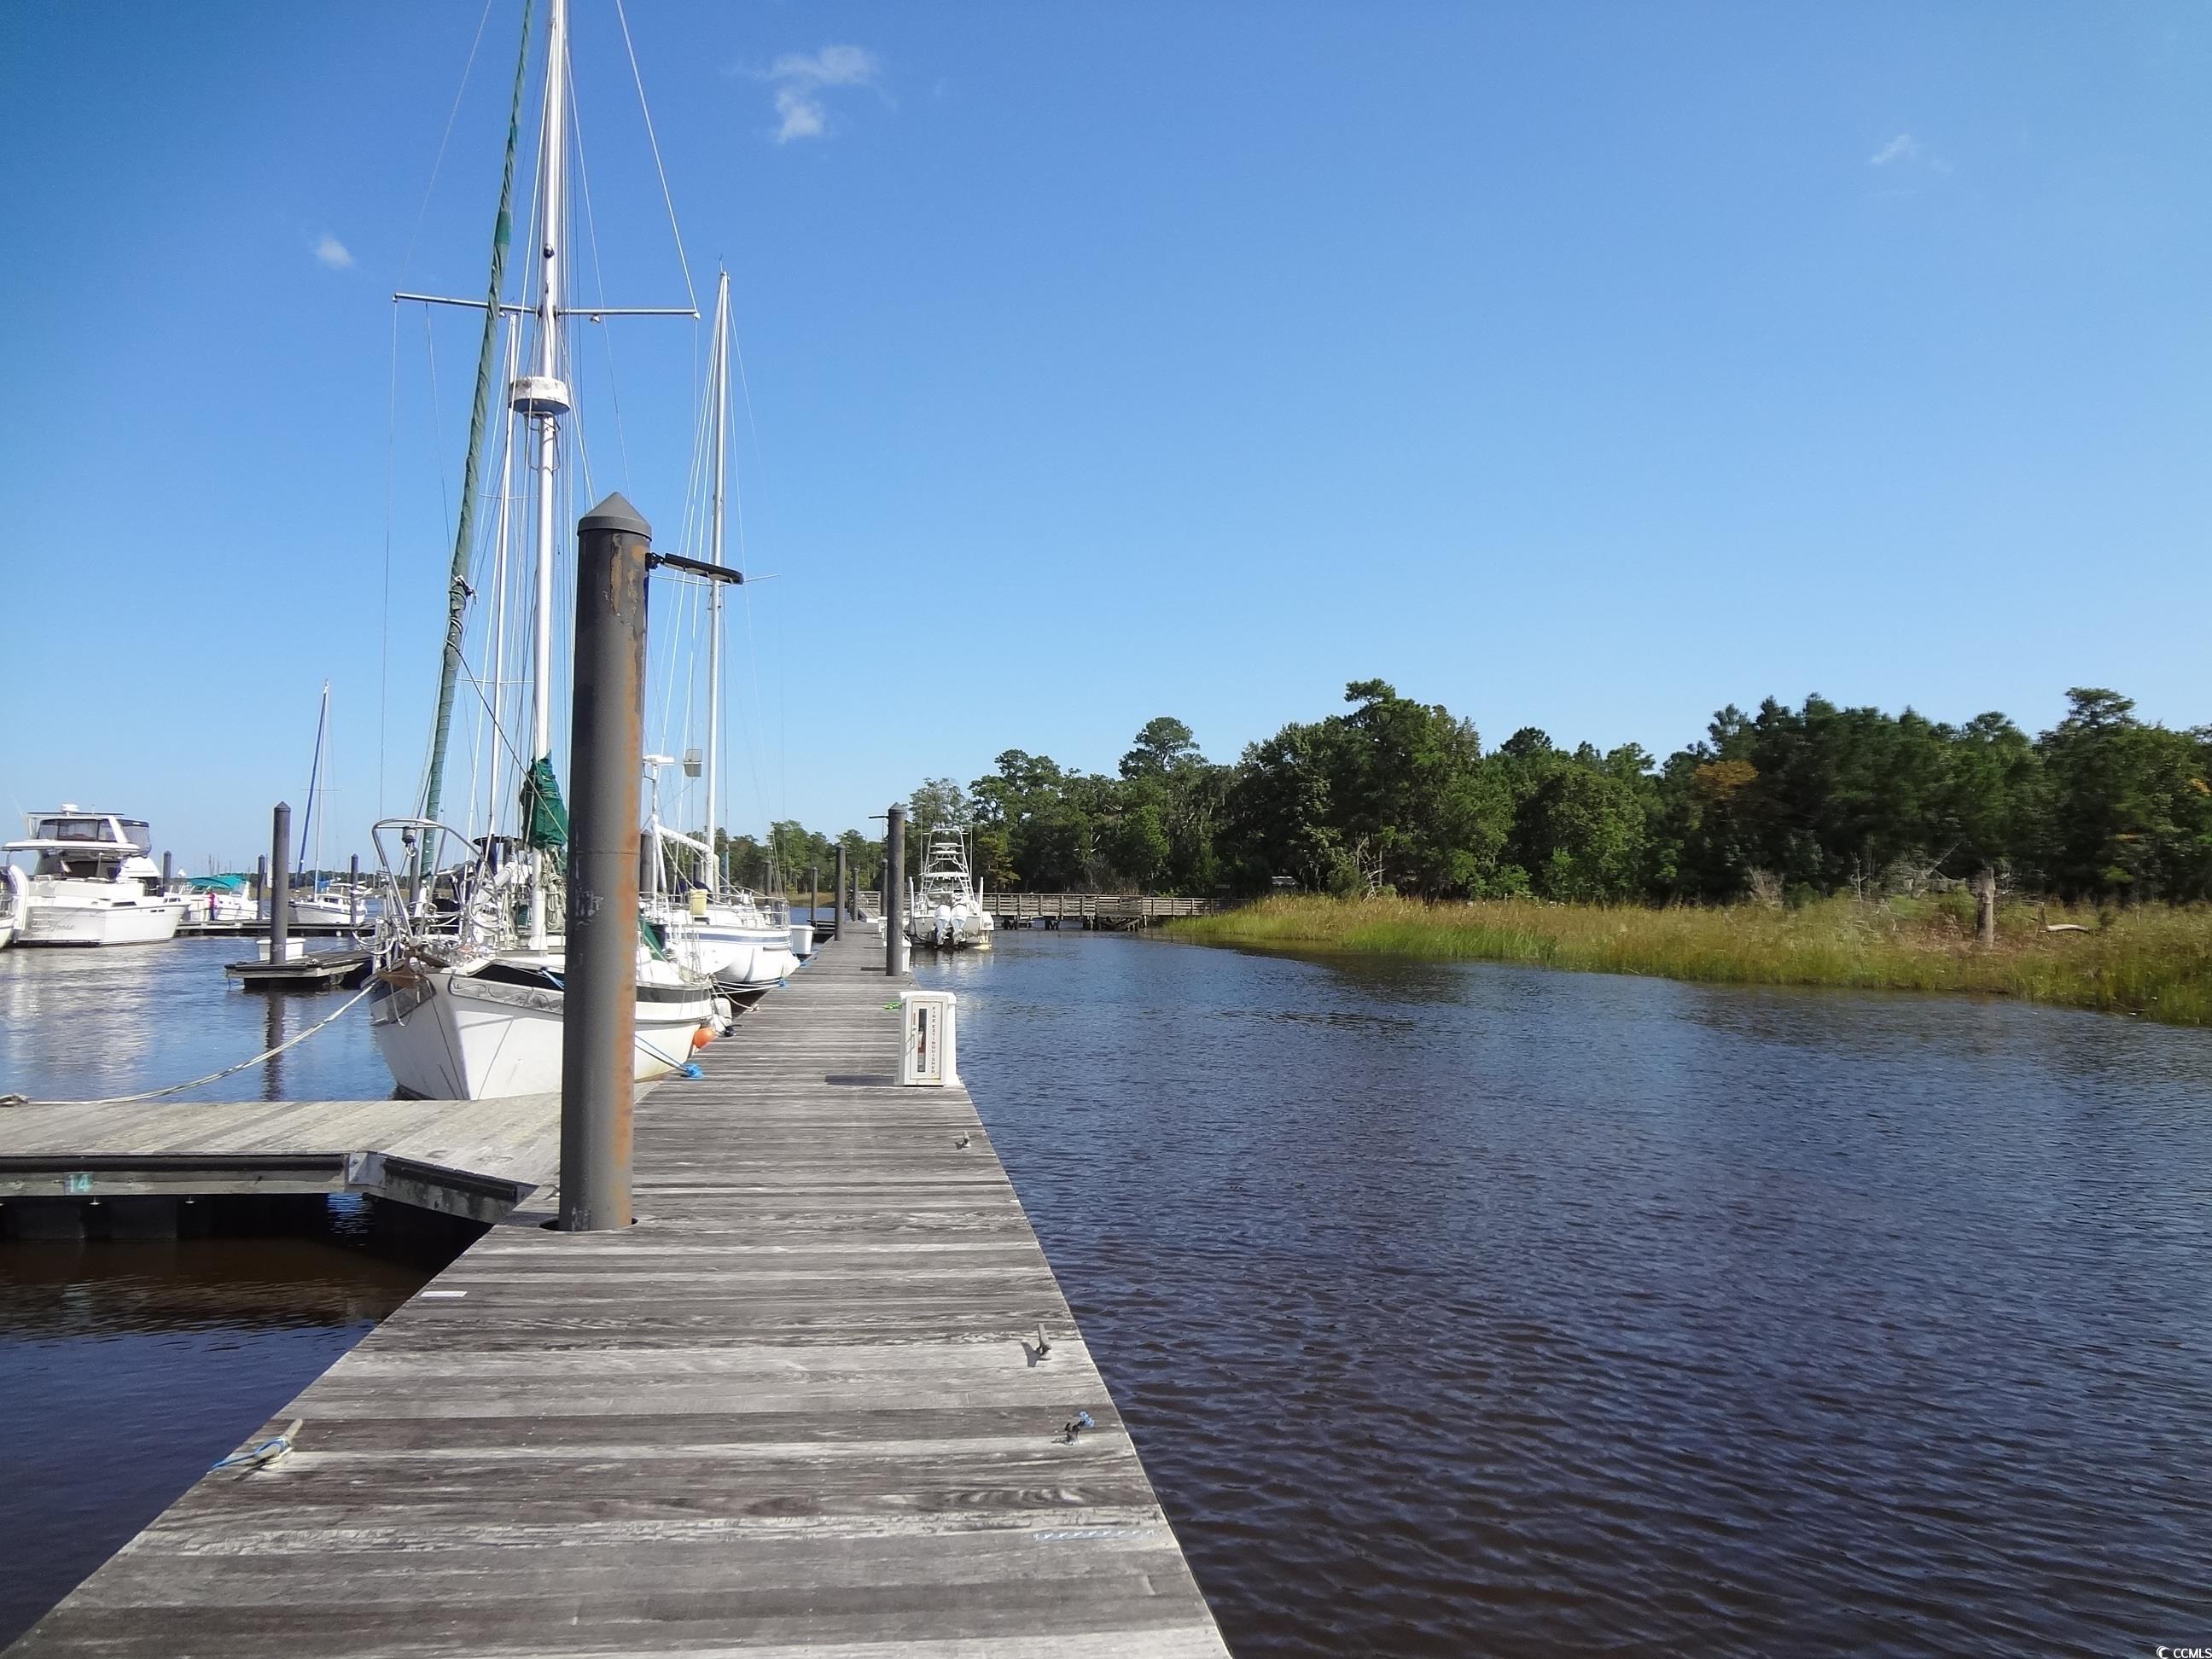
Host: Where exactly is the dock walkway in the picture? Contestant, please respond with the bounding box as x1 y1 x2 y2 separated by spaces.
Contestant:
11 930 1228 1656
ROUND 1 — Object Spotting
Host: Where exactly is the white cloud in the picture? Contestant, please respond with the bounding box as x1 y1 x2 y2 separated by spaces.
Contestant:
313 233 354 269
1869 133 1920 166
775 88 825 143
770 45 877 87
758 44 880 143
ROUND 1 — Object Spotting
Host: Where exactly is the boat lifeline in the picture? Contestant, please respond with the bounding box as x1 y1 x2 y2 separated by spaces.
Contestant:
905 826 996 951
4 809 186 946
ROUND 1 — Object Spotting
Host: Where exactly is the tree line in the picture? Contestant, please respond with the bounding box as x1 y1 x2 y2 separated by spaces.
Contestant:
736 682 2211 906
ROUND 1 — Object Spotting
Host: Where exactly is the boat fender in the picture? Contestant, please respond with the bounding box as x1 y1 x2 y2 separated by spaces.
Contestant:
690 1026 714 1050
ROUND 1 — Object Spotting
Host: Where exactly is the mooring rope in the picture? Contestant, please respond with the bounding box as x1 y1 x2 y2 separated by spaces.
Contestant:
3 986 375 1109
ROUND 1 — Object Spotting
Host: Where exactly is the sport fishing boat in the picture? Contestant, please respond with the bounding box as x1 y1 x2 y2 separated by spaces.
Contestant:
363 0 713 1098
905 826 996 951
4 809 187 946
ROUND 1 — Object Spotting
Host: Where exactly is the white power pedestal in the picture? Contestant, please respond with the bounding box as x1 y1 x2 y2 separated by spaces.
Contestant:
899 989 958 1086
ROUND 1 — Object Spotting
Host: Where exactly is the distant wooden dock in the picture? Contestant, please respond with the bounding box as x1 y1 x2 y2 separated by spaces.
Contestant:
986 893 1220 930
6 930 1228 1656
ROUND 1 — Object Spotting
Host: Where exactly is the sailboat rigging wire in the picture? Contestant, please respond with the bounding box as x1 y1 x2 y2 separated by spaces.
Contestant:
568 84 632 491
399 0 499 280
419 0 538 840
612 0 699 317
422 309 454 555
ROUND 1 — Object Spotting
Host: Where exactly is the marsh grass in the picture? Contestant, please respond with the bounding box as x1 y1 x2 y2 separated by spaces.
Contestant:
1169 894 2212 1027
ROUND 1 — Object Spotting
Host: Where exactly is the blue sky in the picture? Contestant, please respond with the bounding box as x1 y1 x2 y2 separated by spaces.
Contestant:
3 3 2206 870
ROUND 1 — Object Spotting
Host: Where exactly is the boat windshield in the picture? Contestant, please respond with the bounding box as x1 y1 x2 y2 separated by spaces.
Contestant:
37 852 123 880
27 816 149 851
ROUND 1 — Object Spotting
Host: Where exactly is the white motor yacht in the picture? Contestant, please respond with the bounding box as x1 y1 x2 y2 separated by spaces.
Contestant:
4 808 186 946
905 826 996 951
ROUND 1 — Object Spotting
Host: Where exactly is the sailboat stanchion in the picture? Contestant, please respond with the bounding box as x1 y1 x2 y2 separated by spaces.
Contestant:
267 803 291 965
884 806 905 977
560 494 654 1232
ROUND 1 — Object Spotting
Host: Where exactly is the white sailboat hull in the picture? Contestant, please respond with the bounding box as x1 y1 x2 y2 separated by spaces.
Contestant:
655 904 797 992
369 963 713 1100
291 897 370 928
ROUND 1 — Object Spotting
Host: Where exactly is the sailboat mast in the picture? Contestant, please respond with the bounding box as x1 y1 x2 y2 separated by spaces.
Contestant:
484 312 521 840
515 0 571 951
704 272 730 892
298 679 330 880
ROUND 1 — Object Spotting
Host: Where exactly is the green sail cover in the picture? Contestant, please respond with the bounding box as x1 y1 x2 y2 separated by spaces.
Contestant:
521 759 570 852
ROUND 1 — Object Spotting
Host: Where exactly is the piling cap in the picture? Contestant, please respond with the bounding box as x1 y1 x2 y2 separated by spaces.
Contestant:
579 492 651 540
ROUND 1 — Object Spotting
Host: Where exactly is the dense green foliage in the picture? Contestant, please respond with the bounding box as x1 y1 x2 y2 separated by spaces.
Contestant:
899 684 2212 904
713 823 882 898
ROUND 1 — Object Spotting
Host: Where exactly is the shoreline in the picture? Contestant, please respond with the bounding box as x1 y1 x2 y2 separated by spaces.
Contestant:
1167 894 2212 1027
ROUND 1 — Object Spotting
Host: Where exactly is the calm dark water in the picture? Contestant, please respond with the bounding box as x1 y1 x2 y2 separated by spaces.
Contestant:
0 940 443 1645
0 934 388 1103
0 1231 429 1645
7 929 2211 1653
919 932 2212 1658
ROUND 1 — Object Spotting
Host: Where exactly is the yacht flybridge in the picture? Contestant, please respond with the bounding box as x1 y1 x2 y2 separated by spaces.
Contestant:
905 827 996 952
3 809 186 946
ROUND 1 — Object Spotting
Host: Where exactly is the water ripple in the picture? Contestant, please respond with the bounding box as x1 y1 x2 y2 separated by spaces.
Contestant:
926 933 2212 1658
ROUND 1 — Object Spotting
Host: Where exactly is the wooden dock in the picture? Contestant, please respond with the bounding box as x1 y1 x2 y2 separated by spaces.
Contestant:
986 894 1220 930
8 929 1228 1656
0 1091 562 1225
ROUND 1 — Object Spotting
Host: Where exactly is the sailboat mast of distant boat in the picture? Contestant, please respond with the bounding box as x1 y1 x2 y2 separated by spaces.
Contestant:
704 271 731 892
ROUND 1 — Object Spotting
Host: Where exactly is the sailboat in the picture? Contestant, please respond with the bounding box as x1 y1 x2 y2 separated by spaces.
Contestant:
286 682 369 928
905 826 996 951
364 0 714 1100
641 271 797 998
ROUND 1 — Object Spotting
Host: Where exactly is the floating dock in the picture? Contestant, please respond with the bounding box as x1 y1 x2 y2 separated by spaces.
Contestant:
5 929 1228 1656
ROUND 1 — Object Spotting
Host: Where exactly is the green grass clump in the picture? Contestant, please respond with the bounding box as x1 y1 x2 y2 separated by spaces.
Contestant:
1167 895 2212 1026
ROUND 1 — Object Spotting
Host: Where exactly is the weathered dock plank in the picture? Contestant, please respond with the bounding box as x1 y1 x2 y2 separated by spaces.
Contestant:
9 930 1228 1656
